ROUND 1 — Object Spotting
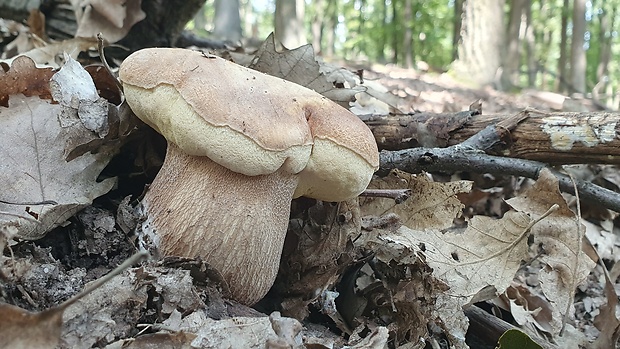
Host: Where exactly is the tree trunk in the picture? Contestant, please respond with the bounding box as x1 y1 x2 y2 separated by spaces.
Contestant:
403 0 414 68
324 1 337 58
570 0 587 93
451 0 505 87
378 0 388 63
556 0 570 92
524 0 536 87
500 0 527 89
391 0 399 64
452 0 464 61
213 0 242 43
310 0 325 54
357 0 367 55
275 0 307 49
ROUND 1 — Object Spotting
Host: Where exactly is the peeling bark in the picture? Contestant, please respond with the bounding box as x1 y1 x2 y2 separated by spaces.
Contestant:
366 110 620 165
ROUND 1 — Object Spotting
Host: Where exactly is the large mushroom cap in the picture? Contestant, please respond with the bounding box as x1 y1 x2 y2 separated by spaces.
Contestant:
119 48 379 304
119 48 314 176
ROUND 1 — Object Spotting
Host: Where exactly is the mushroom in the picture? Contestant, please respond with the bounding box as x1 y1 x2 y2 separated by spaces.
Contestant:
119 48 378 305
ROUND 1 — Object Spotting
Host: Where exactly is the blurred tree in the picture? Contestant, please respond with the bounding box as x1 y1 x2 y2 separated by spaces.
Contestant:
403 0 414 68
451 0 505 87
275 0 307 48
501 0 527 89
310 0 325 54
452 0 463 61
570 0 586 93
213 0 242 43
556 0 570 92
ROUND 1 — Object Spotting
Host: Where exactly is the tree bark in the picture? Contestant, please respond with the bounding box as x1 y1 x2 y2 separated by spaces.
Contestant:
378 0 388 63
213 0 242 43
324 1 338 58
570 0 587 94
274 0 307 49
593 4 615 107
451 0 505 87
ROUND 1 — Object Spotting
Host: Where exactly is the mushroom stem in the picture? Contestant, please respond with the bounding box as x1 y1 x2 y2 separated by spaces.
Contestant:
141 143 299 304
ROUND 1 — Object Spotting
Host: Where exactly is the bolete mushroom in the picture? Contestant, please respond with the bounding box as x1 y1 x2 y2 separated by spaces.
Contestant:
119 48 378 305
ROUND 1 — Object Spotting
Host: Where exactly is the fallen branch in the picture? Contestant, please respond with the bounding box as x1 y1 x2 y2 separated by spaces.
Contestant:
378 111 620 212
367 110 620 165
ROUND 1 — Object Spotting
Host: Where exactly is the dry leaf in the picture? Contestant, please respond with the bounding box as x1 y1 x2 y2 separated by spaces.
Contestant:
72 0 146 43
50 53 109 138
104 332 196 349
360 170 472 230
0 55 55 107
591 269 620 348
0 94 115 240
167 311 303 348
250 33 362 107
275 199 359 320
0 37 98 68
385 210 534 304
506 168 596 334
0 304 64 349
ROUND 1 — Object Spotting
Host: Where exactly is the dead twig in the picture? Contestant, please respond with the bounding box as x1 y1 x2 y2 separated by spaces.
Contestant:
359 188 411 204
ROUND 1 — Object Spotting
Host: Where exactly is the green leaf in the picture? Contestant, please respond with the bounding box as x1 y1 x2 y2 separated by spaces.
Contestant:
496 329 543 349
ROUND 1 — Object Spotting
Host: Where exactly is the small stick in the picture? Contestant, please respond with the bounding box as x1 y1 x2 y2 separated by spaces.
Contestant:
56 251 148 311
360 188 412 204
96 33 123 92
0 199 57 206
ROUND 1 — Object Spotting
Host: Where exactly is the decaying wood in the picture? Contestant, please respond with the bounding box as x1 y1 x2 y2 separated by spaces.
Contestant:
367 110 620 165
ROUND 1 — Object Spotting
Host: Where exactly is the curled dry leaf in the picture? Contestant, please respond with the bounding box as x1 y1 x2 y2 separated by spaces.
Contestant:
0 37 99 68
250 33 362 107
73 0 146 43
275 199 359 320
50 53 109 138
351 226 448 344
506 168 596 335
0 55 117 239
0 94 115 240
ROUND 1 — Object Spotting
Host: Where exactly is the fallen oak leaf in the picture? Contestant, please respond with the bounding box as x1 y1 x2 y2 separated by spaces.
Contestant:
0 252 147 349
0 55 54 107
250 33 363 107
0 53 129 239
0 94 116 239
506 168 597 335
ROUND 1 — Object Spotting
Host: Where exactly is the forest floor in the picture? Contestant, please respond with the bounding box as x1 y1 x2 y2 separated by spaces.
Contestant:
0 34 617 349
